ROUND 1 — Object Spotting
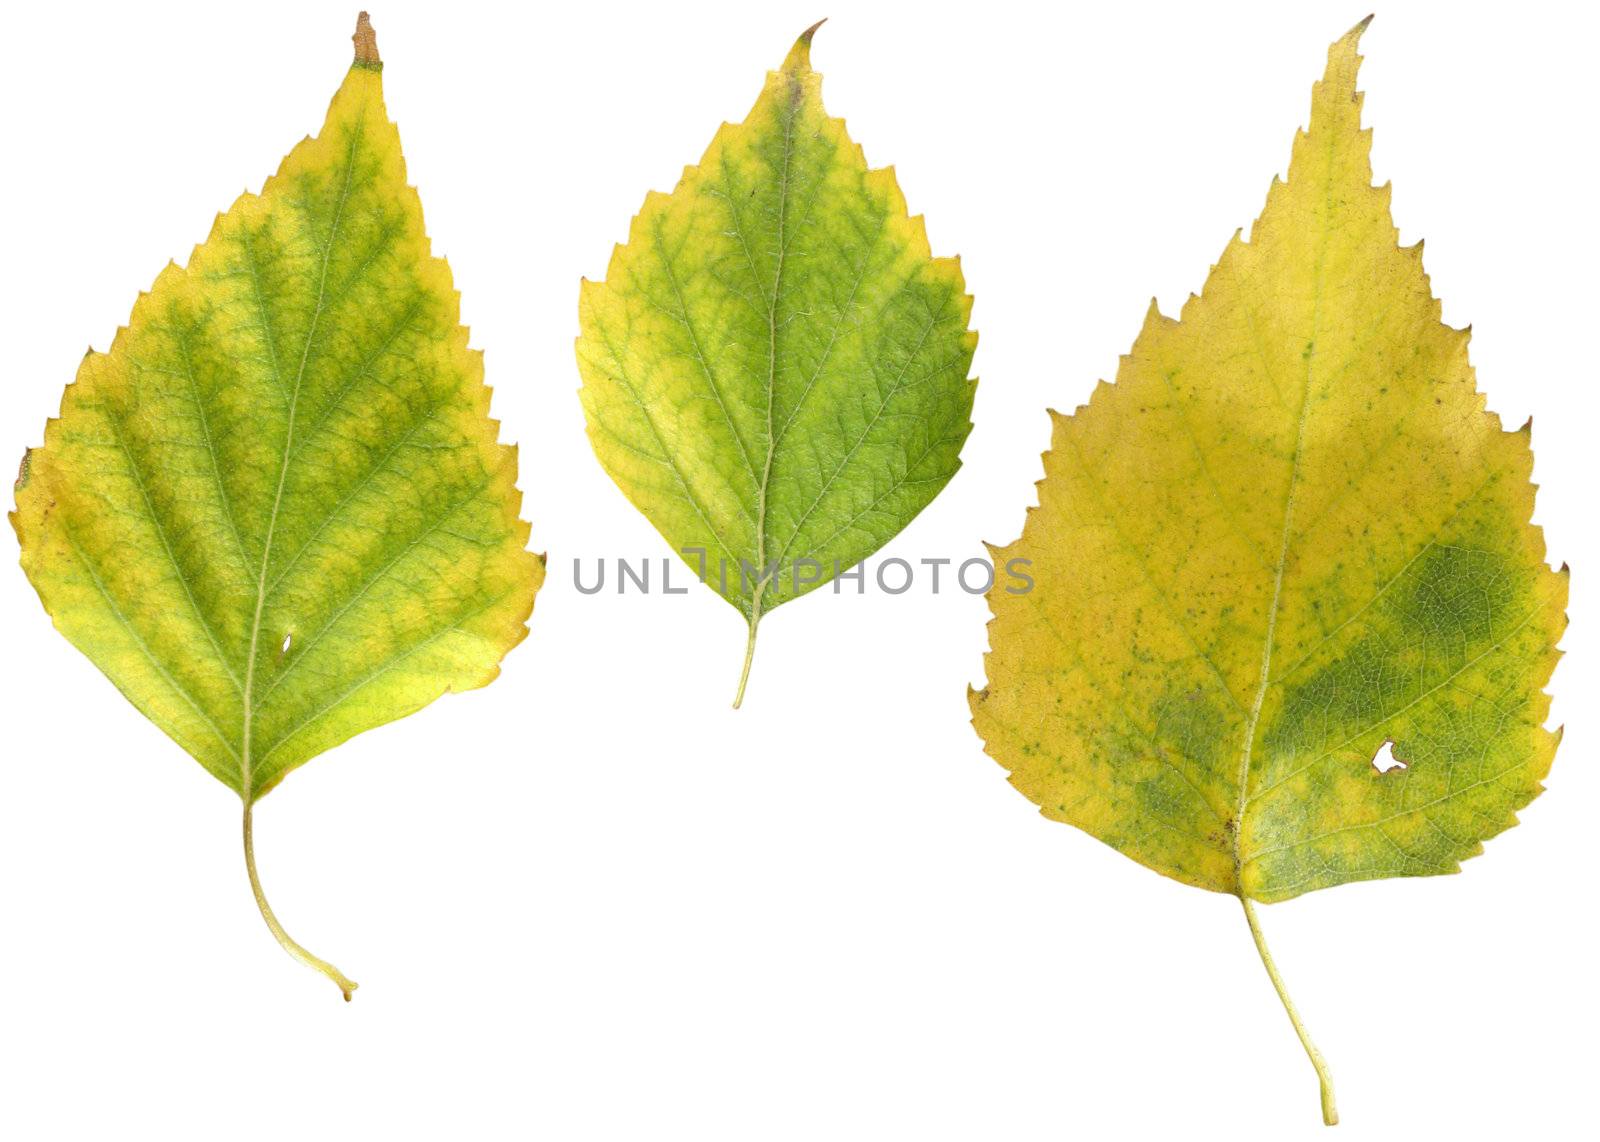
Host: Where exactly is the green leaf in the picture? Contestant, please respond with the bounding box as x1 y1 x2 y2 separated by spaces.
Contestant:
969 18 1566 1124
577 21 977 705
11 14 544 998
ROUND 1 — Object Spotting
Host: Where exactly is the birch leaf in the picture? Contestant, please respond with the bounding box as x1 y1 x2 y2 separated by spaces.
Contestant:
970 18 1566 1123
577 22 977 706
11 14 543 998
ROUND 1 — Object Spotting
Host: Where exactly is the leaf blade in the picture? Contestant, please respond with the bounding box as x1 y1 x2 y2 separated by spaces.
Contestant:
11 14 542 994
971 20 1565 903
577 25 976 698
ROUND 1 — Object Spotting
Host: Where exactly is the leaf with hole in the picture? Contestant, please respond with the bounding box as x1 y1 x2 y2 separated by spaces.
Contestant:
11 14 543 998
969 19 1565 1124
577 21 977 706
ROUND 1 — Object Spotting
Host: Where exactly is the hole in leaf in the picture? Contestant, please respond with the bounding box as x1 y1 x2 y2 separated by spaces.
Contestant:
1370 739 1408 774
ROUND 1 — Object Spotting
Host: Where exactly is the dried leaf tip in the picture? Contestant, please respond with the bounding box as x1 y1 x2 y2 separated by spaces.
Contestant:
783 18 828 72
353 11 381 69
1341 13 1374 44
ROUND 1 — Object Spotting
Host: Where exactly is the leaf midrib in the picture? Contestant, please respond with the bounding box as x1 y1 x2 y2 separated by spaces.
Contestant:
239 125 361 801
748 71 800 621
1229 126 1338 882
748 95 950 597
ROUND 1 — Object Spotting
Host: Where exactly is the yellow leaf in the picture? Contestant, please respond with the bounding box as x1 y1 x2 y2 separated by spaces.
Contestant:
970 18 1566 1123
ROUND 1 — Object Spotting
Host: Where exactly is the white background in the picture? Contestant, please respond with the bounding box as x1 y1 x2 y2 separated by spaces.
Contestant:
1 1 1593 1138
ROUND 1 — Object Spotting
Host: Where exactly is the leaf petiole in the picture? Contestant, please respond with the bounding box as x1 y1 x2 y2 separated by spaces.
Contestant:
242 802 358 1001
1241 895 1337 1125
732 612 760 709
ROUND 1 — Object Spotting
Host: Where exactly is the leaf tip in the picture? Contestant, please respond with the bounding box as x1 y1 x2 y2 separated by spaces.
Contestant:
784 18 827 71
353 11 381 70
1337 13 1374 53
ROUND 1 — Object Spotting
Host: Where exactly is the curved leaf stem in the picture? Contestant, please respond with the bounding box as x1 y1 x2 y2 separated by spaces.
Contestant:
732 611 760 709
1240 895 1336 1125
242 802 358 1001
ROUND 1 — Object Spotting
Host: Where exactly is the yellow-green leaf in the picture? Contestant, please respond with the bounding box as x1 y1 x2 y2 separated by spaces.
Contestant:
970 19 1565 1124
577 22 977 706
11 14 543 998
